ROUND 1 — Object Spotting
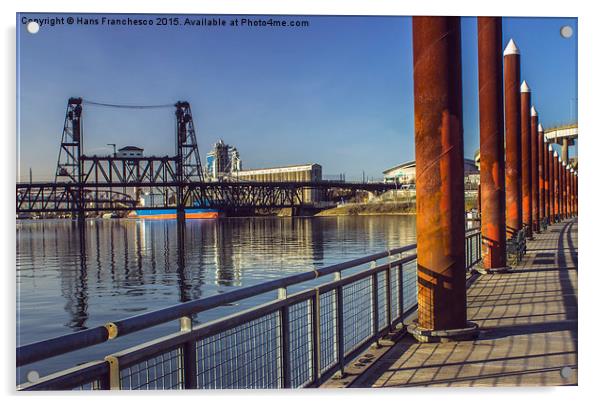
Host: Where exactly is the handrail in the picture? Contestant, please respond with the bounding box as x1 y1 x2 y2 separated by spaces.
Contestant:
17 243 417 367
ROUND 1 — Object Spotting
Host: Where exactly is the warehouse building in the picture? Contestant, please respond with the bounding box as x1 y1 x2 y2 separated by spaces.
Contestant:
233 163 323 203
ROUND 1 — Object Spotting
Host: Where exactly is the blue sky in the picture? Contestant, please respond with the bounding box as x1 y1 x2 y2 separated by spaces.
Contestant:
17 14 577 181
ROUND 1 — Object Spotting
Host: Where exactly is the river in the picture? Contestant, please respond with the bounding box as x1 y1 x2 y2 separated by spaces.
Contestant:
16 215 417 383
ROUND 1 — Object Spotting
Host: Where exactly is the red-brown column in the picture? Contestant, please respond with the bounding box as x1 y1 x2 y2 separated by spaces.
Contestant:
530 107 540 232
547 146 554 222
478 17 506 269
520 82 533 237
544 139 550 221
412 16 468 332
564 164 569 217
569 167 575 217
538 124 546 223
575 171 579 215
558 160 566 220
503 39 522 238
553 151 561 221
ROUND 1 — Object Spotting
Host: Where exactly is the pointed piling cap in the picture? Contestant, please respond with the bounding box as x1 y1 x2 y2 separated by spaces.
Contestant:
548 144 553 151
538 123 544 132
554 151 559 157
503 38 520 56
520 81 531 93
531 106 538 117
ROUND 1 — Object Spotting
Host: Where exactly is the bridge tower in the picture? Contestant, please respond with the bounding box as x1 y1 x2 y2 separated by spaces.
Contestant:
55 97 83 183
55 97 85 220
175 101 205 218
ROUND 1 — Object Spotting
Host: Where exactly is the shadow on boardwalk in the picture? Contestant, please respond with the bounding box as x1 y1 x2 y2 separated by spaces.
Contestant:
343 218 578 388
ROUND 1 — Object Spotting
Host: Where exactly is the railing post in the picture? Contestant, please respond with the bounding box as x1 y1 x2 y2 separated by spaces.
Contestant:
311 289 321 386
334 271 345 378
180 316 197 389
104 355 121 390
371 271 380 347
278 287 291 388
385 262 392 331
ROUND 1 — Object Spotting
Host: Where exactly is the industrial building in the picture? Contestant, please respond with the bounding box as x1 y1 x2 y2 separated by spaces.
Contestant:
383 159 479 189
206 140 242 181
233 164 323 203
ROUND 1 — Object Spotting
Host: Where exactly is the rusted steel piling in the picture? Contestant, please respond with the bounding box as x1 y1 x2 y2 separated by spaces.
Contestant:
520 82 533 237
478 17 506 270
558 158 566 220
563 163 569 218
552 151 560 221
503 39 522 238
547 145 554 222
409 17 476 340
538 124 546 223
543 138 550 221
530 107 540 232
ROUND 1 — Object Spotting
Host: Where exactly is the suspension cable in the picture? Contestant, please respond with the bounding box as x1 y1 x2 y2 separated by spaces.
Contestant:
82 99 175 109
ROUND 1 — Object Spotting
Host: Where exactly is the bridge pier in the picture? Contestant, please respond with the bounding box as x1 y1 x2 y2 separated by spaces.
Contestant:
407 16 478 342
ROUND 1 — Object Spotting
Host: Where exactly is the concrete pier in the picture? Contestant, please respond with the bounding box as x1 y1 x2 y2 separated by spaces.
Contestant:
324 218 578 388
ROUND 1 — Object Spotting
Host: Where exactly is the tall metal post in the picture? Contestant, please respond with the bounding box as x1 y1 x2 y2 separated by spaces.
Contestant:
548 146 555 222
477 17 506 271
503 39 522 238
563 163 569 218
407 16 478 342
543 138 549 222
560 159 565 219
538 124 546 224
520 82 533 237
554 152 560 220
530 106 540 233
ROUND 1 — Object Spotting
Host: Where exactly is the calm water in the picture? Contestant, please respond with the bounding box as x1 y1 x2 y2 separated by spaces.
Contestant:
16 215 417 382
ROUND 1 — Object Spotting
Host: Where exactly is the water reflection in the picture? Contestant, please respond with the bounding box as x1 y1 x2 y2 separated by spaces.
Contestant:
17 216 416 346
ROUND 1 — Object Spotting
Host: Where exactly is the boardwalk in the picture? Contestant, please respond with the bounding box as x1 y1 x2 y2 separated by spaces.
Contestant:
331 218 578 388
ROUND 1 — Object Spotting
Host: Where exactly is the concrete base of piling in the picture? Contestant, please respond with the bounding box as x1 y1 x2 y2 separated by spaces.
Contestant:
407 321 480 343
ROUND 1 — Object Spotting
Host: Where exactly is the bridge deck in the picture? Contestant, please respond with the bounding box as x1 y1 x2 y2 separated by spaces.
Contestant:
325 218 578 388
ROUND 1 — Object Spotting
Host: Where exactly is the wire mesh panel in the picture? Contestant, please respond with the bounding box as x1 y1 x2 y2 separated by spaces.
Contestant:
318 290 337 373
342 277 373 355
195 312 281 389
377 271 388 330
402 260 418 313
120 348 184 390
288 299 313 388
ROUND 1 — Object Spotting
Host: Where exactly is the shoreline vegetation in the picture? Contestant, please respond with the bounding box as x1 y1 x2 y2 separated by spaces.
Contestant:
315 192 479 217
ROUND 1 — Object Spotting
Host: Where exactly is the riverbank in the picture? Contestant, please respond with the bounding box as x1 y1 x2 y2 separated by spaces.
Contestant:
316 203 416 216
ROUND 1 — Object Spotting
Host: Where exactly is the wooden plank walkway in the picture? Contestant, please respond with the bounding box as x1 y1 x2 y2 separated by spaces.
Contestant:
327 218 578 388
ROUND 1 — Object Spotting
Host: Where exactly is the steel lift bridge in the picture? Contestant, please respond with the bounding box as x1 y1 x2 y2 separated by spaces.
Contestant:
16 98 394 218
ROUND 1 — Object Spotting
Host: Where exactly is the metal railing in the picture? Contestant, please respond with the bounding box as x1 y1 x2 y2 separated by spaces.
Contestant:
465 228 482 270
507 227 527 265
17 231 481 390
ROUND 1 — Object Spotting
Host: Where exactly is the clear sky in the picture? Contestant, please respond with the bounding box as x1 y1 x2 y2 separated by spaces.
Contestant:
17 14 577 182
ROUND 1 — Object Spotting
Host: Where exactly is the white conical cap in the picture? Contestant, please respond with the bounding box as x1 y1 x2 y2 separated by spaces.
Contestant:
531 106 538 116
562 161 566 166
554 151 558 157
503 39 520 56
538 123 544 132
520 81 530 93
548 144 553 151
